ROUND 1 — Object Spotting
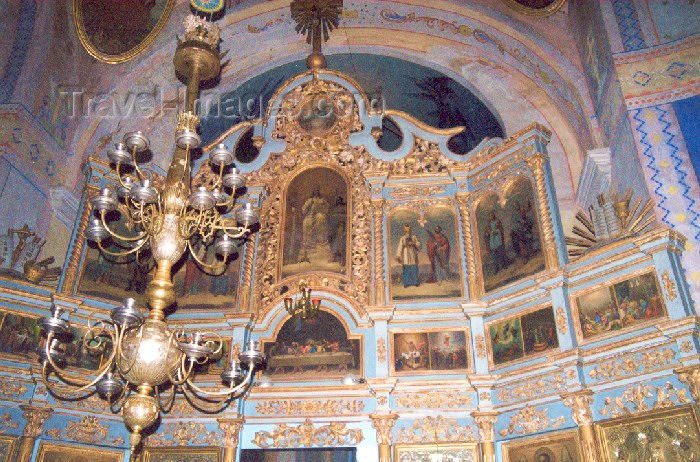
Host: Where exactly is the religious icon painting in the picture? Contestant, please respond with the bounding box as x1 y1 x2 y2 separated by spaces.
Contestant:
37 442 123 462
262 310 361 381
487 306 558 367
0 310 42 363
281 167 349 278
391 328 471 376
474 177 545 294
502 429 580 462
571 270 667 344
388 205 463 301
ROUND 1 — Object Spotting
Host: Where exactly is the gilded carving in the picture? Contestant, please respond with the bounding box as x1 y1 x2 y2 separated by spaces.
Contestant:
456 193 478 297
147 422 221 447
396 416 475 443
255 400 365 416
20 405 52 438
498 405 566 437
479 392 491 401
475 334 486 359
662 270 678 301
395 391 472 409
555 307 568 335
252 419 363 448
676 366 700 401
588 347 676 381
377 338 387 363
388 185 447 199
680 341 694 353
525 153 558 269
0 414 19 433
497 372 566 402
45 416 124 446
370 414 398 445
0 381 28 398
471 150 527 189
600 382 691 418
372 198 386 306
217 418 244 448
238 239 256 312
562 391 594 426
377 396 388 406
471 412 498 442
389 138 454 176
61 185 99 292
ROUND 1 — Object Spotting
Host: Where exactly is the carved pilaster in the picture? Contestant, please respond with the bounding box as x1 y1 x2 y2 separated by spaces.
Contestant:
61 185 99 293
456 193 479 298
526 153 559 269
371 198 386 306
218 418 244 462
370 414 398 462
17 405 52 462
471 411 498 462
562 390 600 462
238 237 256 313
676 366 700 402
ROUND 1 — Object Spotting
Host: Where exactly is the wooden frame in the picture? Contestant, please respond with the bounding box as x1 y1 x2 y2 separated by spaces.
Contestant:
501 429 580 462
0 434 17 462
143 446 221 462
394 443 480 462
37 441 123 462
389 326 472 376
595 405 700 462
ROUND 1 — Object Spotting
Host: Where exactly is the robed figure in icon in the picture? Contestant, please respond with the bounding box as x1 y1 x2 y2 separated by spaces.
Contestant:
299 186 330 262
396 224 421 287
426 225 450 283
485 211 508 273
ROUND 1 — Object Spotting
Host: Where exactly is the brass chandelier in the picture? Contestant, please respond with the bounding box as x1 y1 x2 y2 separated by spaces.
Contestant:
38 12 265 453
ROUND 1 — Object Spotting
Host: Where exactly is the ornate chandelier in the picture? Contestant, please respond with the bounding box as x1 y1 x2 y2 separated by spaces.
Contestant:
37 12 265 454
284 281 322 320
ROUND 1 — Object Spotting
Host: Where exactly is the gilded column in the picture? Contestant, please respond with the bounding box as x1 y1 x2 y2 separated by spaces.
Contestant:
218 417 244 462
17 405 52 462
526 154 559 269
371 199 386 306
370 413 398 462
238 237 256 313
562 390 600 462
676 366 700 402
456 193 479 298
61 185 99 292
472 411 498 462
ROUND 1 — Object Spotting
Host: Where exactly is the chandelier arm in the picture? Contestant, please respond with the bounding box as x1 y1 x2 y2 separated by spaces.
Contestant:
219 225 249 240
201 332 224 356
115 163 138 192
214 161 224 190
155 383 177 413
99 210 149 242
116 325 142 376
162 329 193 386
185 366 254 398
40 363 96 401
181 381 232 413
97 238 148 258
109 384 131 413
130 145 146 181
185 240 226 275
82 321 117 361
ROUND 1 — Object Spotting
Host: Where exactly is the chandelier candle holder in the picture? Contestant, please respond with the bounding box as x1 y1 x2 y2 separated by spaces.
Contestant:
284 281 322 320
38 13 264 454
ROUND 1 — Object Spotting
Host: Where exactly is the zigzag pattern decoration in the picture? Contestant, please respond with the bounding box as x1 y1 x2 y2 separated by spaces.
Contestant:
612 0 646 52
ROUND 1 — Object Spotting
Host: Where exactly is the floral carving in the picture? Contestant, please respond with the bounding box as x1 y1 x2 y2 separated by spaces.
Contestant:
370 414 398 445
255 400 364 416
20 405 52 438
600 382 691 418
377 338 387 363
498 405 566 437
396 416 475 443
389 138 454 175
562 391 594 426
497 372 566 402
588 347 676 381
147 421 221 447
252 419 363 448
677 366 700 401
662 271 677 301
395 391 472 409
0 381 28 397
0 414 18 433
45 416 124 446
388 185 447 199
555 307 568 335
475 335 486 359
218 418 244 448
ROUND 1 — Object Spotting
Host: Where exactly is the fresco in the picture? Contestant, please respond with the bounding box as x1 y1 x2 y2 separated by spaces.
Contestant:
389 206 462 301
573 272 666 342
392 329 469 375
475 178 545 293
488 306 558 367
503 430 580 462
282 167 348 278
263 311 360 380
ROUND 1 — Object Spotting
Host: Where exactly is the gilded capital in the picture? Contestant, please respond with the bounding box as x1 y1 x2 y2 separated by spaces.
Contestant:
19 405 52 438
471 411 498 442
562 390 594 426
218 418 244 448
676 366 700 402
370 414 398 445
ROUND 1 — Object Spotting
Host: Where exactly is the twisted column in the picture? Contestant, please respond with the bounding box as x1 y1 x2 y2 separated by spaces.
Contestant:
456 193 479 298
218 417 245 462
371 199 386 306
17 405 52 462
371 413 398 462
526 153 559 269
562 390 600 462
61 185 99 292
472 411 498 462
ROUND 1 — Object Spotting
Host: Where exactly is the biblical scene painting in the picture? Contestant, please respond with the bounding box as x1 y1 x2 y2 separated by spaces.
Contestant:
389 206 462 301
263 311 360 380
475 178 544 293
488 306 558 367
0 311 41 362
502 430 580 462
596 406 700 462
37 442 123 462
573 272 665 342
392 329 469 375
282 167 348 278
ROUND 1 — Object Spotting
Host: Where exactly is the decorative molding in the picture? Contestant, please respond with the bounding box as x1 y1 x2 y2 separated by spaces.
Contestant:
471 412 498 443
388 185 447 199
20 405 52 438
455 193 478 297
45 416 124 446
147 422 221 447
377 338 387 364
475 334 486 359
255 400 365 416
676 366 700 401
49 187 80 228
217 418 244 449
662 271 678 301
370 414 398 445
575 147 611 209
0 381 28 398
0 414 19 433
395 391 472 409
377 396 388 406
396 416 475 443
526 153 558 268
497 372 566 403
562 390 594 426
252 419 363 448
555 307 568 335
600 382 691 418
588 347 676 381
498 405 566 437
680 341 694 353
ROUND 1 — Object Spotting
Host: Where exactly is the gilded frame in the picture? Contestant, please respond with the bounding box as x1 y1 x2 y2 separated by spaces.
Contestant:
389 326 473 376
595 404 700 462
501 428 580 462
0 308 43 365
0 434 17 462
470 172 549 297
568 267 667 345
484 302 559 369
394 443 481 462
73 0 176 64
37 441 124 462
143 446 221 462
387 200 466 303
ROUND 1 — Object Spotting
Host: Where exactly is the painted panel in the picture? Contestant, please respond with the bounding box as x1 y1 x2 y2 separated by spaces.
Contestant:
487 306 559 368
391 328 470 376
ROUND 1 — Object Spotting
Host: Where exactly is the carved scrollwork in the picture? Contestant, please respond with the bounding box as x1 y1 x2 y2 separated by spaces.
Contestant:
396 416 475 443
0 381 28 398
255 400 364 416
497 372 566 403
662 270 678 301
600 382 691 418
0 414 19 433
147 421 222 447
588 347 676 381
498 405 566 437
252 419 363 448
45 416 124 446
395 391 472 409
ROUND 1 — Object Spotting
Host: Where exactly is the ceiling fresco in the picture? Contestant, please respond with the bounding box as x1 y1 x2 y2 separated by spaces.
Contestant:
200 53 505 156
